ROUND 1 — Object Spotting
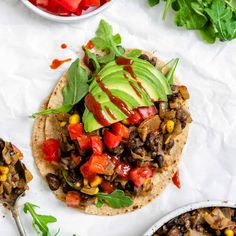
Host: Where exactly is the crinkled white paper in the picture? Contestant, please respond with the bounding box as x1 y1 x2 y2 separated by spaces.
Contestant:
0 0 236 235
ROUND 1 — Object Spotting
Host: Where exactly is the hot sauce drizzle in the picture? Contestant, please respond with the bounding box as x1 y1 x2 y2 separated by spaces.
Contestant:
105 106 117 120
129 81 142 98
115 57 133 66
50 58 72 70
85 93 110 126
96 76 132 117
61 43 67 49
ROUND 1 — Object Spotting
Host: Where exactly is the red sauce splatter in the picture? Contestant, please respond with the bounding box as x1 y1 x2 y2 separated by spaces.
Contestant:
96 76 132 117
105 106 117 120
116 57 133 66
61 43 67 49
85 93 110 126
50 58 72 70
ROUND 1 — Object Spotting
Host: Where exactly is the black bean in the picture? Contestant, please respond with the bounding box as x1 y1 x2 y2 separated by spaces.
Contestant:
139 54 150 61
125 180 134 193
165 140 175 152
150 57 157 67
46 173 61 191
154 155 164 168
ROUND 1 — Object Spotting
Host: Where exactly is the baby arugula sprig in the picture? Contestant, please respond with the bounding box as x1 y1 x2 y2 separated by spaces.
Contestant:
148 0 236 43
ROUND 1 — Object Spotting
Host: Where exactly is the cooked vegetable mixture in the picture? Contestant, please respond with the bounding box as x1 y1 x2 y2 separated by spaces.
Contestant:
154 207 236 236
35 20 192 209
0 139 33 204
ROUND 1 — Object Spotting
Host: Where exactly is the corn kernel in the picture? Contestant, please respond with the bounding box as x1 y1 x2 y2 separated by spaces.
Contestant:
69 114 80 125
0 175 7 182
90 176 103 188
166 120 175 133
0 166 9 175
225 229 234 236
81 187 99 195
83 178 88 186
122 119 130 125
143 178 151 188
60 121 67 127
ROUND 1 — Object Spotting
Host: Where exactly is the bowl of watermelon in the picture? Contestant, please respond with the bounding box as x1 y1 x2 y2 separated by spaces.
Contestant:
20 0 113 22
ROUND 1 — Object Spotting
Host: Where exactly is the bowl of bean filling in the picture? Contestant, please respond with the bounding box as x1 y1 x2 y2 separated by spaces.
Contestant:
144 201 236 236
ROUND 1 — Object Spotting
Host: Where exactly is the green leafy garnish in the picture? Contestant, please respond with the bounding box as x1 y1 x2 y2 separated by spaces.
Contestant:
148 0 236 43
32 59 89 117
126 49 142 58
91 20 124 63
166 58 179 85
148 0 160 7
23 202 59 236
83 47 101 74
96 190 133 209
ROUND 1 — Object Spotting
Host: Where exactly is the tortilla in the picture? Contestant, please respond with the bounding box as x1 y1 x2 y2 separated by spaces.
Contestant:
32 50 190 215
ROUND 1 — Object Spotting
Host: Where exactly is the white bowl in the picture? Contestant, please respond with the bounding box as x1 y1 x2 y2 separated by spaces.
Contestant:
143 200 236 236
20 0 114 23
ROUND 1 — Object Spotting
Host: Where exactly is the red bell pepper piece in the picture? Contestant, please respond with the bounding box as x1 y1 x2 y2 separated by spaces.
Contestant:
42 139 60 162
66 191 81 208
90 135 104 154
137 106 158 119
128 109 143 125
103 130 122 149
115 162 131 179
112 122 129 139
101 181 114 194
172 171 181 189
80 154 109 178
68 123 85 140
81 0 100 7
57 0 82 12
77 135 91 151
129 166 153 187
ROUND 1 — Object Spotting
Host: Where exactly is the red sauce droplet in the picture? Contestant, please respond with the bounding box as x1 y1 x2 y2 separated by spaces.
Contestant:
96 76 132 117
151 98 155 102
105 106 117 120
50 58 72 70
85 93 110 126
61 43 67 49
85 40 94 50
116 57 133 66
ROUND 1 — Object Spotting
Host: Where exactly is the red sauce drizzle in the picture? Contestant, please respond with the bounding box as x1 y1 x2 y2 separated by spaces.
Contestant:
129 81 142 98
85 93 110 126
50 58 72 70
96 76 132 117
116 57 133 66
61 43 67 49
105 106 117 120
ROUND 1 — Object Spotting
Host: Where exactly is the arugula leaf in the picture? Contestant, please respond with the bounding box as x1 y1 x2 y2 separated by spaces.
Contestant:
199 22 216 43
166 58 179 85
205 0 236 41
84 48 101 74
23 202 59 236
125 49 142 58
92 20 123 63
32 59 89 117
96 190 133 209
148 0 160 7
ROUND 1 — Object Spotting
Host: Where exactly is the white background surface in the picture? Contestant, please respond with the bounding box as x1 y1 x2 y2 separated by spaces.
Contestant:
0 0 236 236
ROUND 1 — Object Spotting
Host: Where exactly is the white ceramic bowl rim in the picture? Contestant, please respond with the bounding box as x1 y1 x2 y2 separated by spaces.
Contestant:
143 200 236 236
20 0 114 22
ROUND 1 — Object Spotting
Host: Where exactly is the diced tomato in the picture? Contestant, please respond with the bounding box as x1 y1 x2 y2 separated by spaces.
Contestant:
128 110 143 125
75 6 83 16
68 123 85 140
100 0 111 5
101 181 114 194
80 154 109 178
137 106 158 119
116 162 131 179
57 0 82 12
36 0 48 7
71 154 82 166
172 171 181 189
66 191 81 208
85 40 94 49
90 135 104 154
46 0 59 13
112 123 129 139
77 135 91 151
57 6 72 16
81 0 100 7
103 130 122 149
42 139 60 162
129 166 153 187
110 156 120 166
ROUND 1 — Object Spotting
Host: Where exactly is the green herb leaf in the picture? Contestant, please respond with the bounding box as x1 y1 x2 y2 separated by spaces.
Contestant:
126 49 142 58
96 190 133 209
23 202 59 236
84 48 101 73
92 20 123 63
166 58 179 85
148 0 160 7
95 199 104 208
32 59 89 117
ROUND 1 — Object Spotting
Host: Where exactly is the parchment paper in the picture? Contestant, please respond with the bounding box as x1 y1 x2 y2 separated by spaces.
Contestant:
0 0 236 235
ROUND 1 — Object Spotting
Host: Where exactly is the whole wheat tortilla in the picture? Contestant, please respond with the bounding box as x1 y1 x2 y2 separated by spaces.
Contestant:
32 50 190 215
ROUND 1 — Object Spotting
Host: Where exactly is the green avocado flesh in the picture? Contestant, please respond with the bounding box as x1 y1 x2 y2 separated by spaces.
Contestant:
82 57 172 132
